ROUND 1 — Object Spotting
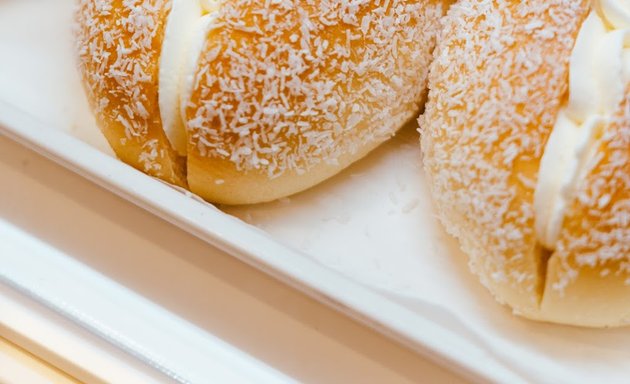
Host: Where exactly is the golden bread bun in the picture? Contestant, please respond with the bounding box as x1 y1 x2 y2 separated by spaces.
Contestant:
539 88 630 326
76 0 187 187
421 0 630 327
76 0 449 204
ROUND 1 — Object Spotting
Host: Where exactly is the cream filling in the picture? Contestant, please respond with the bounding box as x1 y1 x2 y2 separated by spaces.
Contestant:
181 13 219 132
598 0 630 28
159 0 220 156
534 5 630 249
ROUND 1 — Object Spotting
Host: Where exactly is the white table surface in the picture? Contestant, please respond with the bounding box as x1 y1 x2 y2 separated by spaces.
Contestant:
0 133 468 383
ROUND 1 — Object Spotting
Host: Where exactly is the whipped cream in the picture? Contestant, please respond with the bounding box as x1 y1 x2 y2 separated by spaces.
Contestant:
180 13 219 128
159 0 220 155
534 3 630 249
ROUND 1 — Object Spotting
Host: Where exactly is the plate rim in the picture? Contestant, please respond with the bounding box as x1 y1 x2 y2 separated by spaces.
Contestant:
0 99 526 384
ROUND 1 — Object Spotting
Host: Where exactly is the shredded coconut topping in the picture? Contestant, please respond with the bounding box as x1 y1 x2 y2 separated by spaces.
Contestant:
76 0 186 186
185 0 445 178
420 1 590 307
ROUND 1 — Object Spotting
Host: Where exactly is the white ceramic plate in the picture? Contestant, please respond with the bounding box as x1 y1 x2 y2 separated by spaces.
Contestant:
2 2 630 384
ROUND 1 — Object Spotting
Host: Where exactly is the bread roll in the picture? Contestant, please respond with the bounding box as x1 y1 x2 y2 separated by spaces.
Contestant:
421 0 629 327
76 0 449 204
76 0 187 187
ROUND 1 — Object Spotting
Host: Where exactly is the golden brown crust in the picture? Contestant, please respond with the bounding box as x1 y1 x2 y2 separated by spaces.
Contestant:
184 0 446 203
422 1 630 327
77 0 446 203
187 136 384 205
76 0 187 187
421 0 590 313
539 86 630 327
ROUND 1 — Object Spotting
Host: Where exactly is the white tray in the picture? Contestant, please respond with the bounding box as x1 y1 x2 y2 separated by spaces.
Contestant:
0 219 293 384
2 2 630 383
